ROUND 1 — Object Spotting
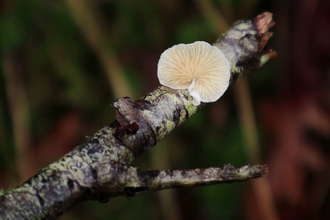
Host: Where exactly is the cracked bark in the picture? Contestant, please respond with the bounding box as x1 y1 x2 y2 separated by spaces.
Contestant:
0 12 275 220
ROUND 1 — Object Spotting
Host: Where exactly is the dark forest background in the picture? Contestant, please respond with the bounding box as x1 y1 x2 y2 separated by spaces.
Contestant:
1 0 330 219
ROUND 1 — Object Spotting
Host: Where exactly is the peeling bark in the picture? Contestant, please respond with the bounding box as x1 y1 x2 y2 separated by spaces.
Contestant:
0 12 275 220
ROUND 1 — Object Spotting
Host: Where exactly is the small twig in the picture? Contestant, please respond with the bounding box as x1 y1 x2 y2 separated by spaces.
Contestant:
124 164 269 196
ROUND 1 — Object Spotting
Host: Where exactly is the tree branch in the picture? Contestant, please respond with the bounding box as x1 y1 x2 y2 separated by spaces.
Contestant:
124 164 269 196
0 12 275 220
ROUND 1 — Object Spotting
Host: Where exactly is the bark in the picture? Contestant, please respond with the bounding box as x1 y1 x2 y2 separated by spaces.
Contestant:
0 12 275 220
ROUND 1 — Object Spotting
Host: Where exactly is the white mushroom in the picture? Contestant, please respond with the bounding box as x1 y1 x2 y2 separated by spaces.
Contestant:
157 41 230 106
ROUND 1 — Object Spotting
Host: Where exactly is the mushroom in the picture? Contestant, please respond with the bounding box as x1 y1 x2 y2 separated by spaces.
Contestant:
157 41 230 106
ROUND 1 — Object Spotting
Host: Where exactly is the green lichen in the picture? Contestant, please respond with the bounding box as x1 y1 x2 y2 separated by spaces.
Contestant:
260 54 270 67
235 22 249 30
0 189 7 196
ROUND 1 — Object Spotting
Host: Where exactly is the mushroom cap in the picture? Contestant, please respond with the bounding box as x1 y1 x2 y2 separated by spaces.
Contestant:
157 41 230 105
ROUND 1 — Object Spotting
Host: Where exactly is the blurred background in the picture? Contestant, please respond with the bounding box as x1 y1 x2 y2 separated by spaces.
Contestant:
1 0 330 219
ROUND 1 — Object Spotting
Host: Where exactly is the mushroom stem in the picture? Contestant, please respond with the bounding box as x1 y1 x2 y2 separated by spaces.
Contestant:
190 92 201 106
188 79 201 106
